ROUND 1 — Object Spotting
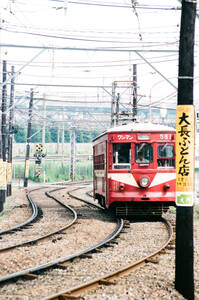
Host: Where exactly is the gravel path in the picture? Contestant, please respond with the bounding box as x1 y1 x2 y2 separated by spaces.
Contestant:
0 185 198 300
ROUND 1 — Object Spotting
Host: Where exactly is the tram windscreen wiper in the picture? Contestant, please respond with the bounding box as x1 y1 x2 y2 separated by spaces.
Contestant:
137 143 146 153
160 143 168 152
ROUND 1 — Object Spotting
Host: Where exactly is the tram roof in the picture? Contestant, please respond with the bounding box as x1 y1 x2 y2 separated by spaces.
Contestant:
106 122 176 133
93 122 175 142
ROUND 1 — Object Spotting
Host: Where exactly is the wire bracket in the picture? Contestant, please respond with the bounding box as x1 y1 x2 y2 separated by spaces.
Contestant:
184 0 197 3
178 76 194 79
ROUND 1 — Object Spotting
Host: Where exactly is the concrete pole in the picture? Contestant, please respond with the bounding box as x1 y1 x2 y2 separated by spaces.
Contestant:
70 127 76 181
42 97 46 183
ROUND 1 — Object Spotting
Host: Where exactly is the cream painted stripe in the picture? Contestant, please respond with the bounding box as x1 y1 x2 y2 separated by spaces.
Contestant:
150 173 176 188
108 173 139 187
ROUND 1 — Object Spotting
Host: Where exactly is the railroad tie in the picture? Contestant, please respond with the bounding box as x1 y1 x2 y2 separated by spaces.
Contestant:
145 258 159 264
23 273 38 280
99 279 116 286
58 294 84 299
80 253 93 259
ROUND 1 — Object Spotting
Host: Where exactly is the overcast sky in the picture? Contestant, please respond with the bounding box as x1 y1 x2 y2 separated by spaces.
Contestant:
0 0 198 118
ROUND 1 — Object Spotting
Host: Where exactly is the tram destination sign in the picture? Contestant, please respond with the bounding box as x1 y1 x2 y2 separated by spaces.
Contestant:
176 105 195 206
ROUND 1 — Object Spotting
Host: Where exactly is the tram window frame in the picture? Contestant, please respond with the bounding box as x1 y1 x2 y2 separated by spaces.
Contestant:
112 143 131 169
135 143 153 164
157 144 175 168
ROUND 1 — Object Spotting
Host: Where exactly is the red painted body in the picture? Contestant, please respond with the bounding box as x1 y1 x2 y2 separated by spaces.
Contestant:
93 123 176 216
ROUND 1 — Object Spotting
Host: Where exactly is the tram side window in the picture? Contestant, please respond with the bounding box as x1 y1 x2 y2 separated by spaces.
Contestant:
157 144 175 168
113 143 131 169
94 154 105 170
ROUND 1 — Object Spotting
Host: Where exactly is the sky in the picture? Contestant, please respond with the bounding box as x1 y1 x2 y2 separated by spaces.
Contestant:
0 0 198 127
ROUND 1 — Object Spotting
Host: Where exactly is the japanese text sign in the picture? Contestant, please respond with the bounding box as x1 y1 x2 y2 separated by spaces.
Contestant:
176 105 195 206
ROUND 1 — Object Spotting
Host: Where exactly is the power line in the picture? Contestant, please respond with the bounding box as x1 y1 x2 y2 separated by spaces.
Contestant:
0 43 178 52
1 27 179 46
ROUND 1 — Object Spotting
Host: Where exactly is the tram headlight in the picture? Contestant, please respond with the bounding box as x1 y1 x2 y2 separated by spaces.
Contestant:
139 176 149 188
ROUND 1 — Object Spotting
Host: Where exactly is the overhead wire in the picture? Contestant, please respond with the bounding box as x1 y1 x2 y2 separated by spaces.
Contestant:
1 27 179 47
0 0 185 117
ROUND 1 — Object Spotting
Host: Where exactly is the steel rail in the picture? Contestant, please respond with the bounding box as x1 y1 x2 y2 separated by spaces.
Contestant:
67 188 102 210
0 191 39 236
0 187 123 284
42 217 173 300
0 180 85 237
0 188 77 252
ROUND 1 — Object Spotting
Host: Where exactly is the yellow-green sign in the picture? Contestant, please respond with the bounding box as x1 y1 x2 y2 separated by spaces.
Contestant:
7 162 12 184
176 105 195 206
0 160 7 190
25 160 30 178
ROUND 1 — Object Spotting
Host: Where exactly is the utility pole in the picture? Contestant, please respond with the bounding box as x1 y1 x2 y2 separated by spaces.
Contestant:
0 60 7 207
175 1 196 300
132 64 137 118
42 97 46 183
7 66 15 196
70 127 76 181
111 81 116 127
116 93 120 125
62 108 65 164
57 125 60 154
24 89 34 188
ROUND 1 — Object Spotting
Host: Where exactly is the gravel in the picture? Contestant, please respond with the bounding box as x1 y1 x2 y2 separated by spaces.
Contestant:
0 185 198 300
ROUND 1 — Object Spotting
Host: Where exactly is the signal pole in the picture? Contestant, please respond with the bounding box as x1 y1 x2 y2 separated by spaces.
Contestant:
175 1 196 299
24 89 34 188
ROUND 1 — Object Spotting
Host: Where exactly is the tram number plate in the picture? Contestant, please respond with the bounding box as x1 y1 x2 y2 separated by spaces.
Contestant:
160 134 172 140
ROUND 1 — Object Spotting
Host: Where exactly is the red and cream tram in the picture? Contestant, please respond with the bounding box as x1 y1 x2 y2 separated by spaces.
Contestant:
93 122 176 216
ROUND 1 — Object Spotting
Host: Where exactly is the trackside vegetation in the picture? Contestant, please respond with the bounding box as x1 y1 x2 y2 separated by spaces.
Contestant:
13 161 93 183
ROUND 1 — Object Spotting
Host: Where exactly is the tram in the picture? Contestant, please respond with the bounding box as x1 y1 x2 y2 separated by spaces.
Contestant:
93 122 176 216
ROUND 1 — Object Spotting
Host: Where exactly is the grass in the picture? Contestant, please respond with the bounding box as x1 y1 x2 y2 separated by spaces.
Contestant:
12 160 93 183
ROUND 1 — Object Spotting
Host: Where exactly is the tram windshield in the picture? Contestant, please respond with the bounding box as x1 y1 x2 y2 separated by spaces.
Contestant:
113 143 131 169
157 144 175 168
135 143 153 164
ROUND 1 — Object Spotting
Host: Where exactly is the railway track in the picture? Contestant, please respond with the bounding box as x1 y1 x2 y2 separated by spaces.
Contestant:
0 181 92 251
43 216 174 300
0 190 39 236
0 184 124 286
0 183 176 299
0 187 77 252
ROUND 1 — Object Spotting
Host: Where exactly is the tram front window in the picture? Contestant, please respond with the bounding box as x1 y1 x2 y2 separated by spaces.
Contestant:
135 143 153 164
113 143 131 169
157 144 175 168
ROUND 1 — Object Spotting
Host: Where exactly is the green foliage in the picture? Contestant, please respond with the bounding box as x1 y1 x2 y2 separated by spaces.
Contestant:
76 161 93 181
14 124 100 143
49 127 58 143
13 160 93 183
14 126 26 142
31 126 42 143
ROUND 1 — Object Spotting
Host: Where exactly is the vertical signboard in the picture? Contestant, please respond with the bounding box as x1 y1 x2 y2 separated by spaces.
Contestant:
0 159 7 190
176 105 195 206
